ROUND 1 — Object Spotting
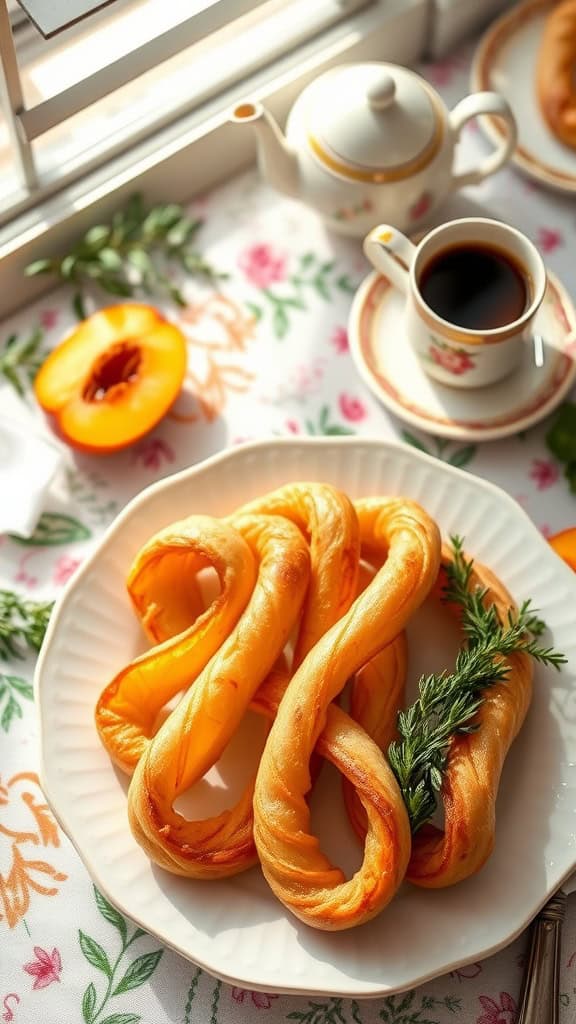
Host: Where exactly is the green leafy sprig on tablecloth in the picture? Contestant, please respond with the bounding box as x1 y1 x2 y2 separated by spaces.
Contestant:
80 886 163 1024
0 327 45 397
9 512 92 546
25 193 225 318
388 536 566 834
0 589 53 661
546 401 576 494
0 672 34 731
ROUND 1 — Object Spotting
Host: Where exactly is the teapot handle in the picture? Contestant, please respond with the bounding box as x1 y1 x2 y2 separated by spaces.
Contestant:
449 92 517 190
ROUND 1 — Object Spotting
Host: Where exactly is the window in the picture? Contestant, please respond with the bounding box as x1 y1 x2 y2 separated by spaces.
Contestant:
3 0 507 319
0 0 376 226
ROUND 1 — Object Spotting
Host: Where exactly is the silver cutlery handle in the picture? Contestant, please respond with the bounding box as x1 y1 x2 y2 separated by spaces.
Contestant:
517 890 566 1024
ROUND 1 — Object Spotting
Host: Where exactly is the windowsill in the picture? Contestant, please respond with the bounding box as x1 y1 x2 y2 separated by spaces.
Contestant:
0 0 432 319
0 0 514 321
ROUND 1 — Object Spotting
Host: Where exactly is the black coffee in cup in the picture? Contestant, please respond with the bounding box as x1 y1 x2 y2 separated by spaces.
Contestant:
418 243 529 331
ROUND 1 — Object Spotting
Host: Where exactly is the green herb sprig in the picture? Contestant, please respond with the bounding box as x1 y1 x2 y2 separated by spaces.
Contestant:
546 401 576 494
388 537 566 833
0 328 45 397
25 193 225 319
0 589 53 661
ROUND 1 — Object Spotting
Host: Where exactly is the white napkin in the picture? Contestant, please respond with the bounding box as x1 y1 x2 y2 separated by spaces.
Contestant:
0 391 63 538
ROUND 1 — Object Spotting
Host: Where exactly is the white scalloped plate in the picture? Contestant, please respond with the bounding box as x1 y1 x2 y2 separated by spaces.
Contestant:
472 0 576 193
36 438 576 998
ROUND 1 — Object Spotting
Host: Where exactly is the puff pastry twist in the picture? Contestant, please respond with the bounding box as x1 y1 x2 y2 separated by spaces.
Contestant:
537 0 576 149
126 513 310 877
253 496 441 929
95 516 258 774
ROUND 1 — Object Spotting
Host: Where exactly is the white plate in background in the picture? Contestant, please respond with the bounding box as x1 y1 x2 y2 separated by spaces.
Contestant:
472 0 576 193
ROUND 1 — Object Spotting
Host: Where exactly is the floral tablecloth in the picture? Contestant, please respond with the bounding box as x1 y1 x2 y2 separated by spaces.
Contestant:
2 39 576 1024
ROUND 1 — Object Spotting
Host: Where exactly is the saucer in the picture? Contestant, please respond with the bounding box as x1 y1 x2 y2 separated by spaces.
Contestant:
472 0 576 193
348 270 576 442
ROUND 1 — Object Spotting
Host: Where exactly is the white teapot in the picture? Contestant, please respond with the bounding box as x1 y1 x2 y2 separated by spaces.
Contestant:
231 62 517 238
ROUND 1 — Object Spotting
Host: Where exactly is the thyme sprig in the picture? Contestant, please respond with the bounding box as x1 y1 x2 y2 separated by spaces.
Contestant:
25 193 225 318
0 589 53 661
0 328 45 397
388 536 566 833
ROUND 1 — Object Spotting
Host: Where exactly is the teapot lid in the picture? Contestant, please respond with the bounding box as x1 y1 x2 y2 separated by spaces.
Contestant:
306 63 443 183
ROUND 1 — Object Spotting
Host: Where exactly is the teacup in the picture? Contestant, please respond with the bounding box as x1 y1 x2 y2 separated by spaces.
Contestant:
363 218 547 388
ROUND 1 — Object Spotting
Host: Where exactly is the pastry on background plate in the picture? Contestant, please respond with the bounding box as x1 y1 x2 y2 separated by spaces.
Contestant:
537 0 576 150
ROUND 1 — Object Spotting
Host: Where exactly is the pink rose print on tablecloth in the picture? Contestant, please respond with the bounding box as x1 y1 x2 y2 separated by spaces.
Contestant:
339 393 367 422
14 553 37 590
133 437 175 471
529 458 559 490
239 244 287 288
39 309 59 330
537 228 563 254
429 344 475 376
285 419 301 434
294 360 325 396
232 987 278 1010
52 555 81 587
477 991 517 1024
2 994 20 1022
23 947 61 989
331 327 349 354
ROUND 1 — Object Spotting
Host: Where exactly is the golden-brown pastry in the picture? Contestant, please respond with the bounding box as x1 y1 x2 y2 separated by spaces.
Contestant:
98 484 412 899
253 496 441 930
407 552 533 888
95 516 258 774
127 513 310 878
237 482 360 664
344 634 408 840
537 0 576 149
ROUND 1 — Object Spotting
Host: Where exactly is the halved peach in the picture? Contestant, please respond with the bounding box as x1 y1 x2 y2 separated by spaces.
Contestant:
34 304 187 454
548 527 576 572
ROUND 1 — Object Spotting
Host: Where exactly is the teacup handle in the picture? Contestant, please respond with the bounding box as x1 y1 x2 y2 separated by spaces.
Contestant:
449 92 518 190
363 226 417 293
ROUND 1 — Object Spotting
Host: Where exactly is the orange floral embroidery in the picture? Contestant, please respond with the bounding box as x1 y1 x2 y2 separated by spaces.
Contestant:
0 772 67 928
171 293 256 422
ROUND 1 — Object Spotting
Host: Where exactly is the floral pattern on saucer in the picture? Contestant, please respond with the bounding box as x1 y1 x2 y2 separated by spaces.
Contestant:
427 336 476 376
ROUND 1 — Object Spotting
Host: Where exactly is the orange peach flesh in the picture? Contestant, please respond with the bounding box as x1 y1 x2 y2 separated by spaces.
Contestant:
34 304 187 453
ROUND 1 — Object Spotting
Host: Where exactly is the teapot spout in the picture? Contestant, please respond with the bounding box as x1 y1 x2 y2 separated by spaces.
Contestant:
231 102 299 197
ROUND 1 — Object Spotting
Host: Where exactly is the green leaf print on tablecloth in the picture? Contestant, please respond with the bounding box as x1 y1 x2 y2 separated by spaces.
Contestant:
10 512 91 546
80 886 162 1024
0 327 46 397
248 253 358 340
305 405 354 436
287 997 364 1024
0 673 33 731
401 431 477 469
379 992 462 1023
65 467 120 528
183 967 202 1024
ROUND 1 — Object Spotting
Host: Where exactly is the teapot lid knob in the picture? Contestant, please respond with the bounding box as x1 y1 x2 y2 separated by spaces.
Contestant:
367 73 396 111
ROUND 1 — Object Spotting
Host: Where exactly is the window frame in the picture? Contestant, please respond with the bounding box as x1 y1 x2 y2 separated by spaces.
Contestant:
0 0 514 321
